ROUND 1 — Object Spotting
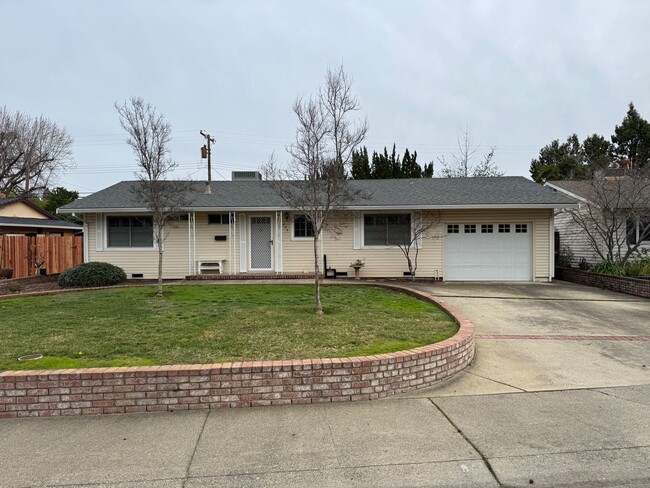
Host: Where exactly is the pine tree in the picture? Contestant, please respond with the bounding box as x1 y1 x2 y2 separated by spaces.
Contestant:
612 102 650 168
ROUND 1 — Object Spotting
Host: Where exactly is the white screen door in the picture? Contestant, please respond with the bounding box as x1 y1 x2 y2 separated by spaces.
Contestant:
250 216 273 270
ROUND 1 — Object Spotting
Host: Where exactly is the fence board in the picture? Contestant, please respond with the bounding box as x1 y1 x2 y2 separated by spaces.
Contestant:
0 235 83 278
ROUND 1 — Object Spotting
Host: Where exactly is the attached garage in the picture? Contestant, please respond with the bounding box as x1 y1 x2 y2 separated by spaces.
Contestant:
444 223 532 281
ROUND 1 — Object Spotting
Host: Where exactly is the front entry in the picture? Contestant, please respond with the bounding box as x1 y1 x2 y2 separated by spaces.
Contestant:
249 216 273 271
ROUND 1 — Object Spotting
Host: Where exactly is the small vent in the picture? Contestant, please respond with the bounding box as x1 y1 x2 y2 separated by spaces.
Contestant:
232 171 262 181
131 273 144 278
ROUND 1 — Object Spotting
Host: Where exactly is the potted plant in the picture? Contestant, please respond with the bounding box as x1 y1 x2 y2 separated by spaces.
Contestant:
350 258 365 280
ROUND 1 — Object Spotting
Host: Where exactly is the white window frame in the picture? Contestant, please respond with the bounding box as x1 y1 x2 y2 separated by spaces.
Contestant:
361 211 413 249
291 213 315 241
103 214 158 251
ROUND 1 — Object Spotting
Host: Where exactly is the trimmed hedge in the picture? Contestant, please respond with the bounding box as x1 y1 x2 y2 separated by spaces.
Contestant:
58 262 127 288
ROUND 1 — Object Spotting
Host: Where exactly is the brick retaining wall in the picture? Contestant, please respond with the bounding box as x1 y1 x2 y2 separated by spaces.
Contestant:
556 267 650 299
0 286 474 418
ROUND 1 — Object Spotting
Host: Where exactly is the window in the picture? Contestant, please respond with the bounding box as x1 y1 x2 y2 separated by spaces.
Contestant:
498 224 510 233
364 213 411 246
107 216 153 248
515 224 528 233
293 215 314 238
627 219 650 245
481 224 494 233
464 224 476 234
447 224 459 234
208 214 231 224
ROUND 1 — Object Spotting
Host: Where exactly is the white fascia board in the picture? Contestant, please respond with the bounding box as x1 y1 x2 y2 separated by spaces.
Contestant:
543 183 589 203
345 203 579 210
57 207 152 214
59 203 578 214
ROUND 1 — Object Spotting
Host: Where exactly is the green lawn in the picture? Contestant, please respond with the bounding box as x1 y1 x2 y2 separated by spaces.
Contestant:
0 285 458 370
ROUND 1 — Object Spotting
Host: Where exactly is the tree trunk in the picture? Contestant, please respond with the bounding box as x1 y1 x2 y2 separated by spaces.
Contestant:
157 247 164 297
313 232 323 315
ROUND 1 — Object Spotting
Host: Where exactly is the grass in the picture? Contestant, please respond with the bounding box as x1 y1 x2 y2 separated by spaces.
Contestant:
0 284 458 370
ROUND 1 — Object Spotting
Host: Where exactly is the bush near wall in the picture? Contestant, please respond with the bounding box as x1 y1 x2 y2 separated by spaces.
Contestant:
556 267 650 299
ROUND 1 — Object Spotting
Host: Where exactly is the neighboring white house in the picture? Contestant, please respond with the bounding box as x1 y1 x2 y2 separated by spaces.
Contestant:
58 174 577 282
546 179 650 266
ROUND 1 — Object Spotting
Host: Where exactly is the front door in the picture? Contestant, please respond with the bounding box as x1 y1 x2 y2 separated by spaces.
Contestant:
249 216 273 271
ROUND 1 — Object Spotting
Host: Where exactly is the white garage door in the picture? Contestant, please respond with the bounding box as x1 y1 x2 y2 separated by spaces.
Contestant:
444 223 532 281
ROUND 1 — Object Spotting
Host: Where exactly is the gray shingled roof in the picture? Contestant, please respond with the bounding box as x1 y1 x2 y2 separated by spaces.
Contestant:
0 197 24 207
59 177 577 213
0 216 82 229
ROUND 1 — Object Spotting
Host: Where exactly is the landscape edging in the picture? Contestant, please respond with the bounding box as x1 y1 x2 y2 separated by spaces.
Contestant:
0 284 475 418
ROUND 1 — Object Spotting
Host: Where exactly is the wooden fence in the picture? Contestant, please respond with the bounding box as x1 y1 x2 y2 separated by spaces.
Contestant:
0 235 83 279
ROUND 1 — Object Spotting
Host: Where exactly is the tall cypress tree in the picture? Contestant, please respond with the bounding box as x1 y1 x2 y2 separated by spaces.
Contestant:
351 147 371 179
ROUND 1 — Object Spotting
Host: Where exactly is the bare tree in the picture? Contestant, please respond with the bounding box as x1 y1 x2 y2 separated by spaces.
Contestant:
564 169 650 264
263 66 368 315
115 97 191 297
395 212 442 281
0 106 73 196
438 127 503 178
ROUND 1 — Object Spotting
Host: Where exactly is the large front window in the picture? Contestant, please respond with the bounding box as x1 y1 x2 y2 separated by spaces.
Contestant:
107 216 153 248
364 213 411 246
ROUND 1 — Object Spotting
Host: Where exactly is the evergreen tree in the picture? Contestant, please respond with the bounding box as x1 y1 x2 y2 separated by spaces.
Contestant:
401 148 423 177
611 102 650 168
351 147 371 179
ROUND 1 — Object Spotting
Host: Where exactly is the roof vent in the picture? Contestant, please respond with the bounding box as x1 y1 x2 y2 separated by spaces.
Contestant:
232 171 262 181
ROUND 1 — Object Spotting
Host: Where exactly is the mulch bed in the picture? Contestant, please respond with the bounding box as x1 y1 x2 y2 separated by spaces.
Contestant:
0 275 61 296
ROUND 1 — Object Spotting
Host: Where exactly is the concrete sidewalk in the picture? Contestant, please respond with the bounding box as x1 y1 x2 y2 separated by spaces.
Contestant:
1 384 649 487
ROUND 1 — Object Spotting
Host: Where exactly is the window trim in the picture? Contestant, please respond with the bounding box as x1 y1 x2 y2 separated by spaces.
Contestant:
291 214 315 240
362 211 413 248
104 214 157 251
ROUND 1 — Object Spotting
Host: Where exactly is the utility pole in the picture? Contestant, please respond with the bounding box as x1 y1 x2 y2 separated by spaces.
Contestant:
200 130 216 183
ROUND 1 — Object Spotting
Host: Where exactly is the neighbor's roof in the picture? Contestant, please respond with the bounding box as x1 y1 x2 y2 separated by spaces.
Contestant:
59 177 578 213
0 197 24 207
0 216 82 230
546 178 650 205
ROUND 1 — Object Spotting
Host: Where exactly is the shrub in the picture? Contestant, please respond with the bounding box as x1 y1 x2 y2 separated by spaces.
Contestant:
589 260 626 276
623 259 650 277
58 262 127 288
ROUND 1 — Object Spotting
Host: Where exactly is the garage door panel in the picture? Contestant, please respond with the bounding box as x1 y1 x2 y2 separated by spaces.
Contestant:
444 223 532 282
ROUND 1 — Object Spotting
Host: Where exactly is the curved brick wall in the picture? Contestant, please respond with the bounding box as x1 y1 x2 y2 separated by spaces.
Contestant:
0 285 475 418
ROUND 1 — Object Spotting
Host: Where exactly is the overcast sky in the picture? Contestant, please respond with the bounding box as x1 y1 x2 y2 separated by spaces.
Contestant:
3 0 650 195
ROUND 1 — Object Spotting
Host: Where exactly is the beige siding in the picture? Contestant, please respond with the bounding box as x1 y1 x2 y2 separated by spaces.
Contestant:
87 213 190 279
321 212 443 279
85 208 554 281
194 212 237 274
281 212 320 274
0 201 48 219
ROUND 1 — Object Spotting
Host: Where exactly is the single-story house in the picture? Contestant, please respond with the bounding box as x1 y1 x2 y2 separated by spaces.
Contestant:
58 173 577 282
0 197 82 235
545 178 650 266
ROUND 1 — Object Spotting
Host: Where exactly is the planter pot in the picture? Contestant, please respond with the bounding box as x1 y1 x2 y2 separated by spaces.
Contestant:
39 268 47 276
0 268 13 279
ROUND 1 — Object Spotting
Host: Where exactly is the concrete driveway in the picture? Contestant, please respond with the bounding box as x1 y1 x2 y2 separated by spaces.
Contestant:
408 279 650 395
1 280 648 487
